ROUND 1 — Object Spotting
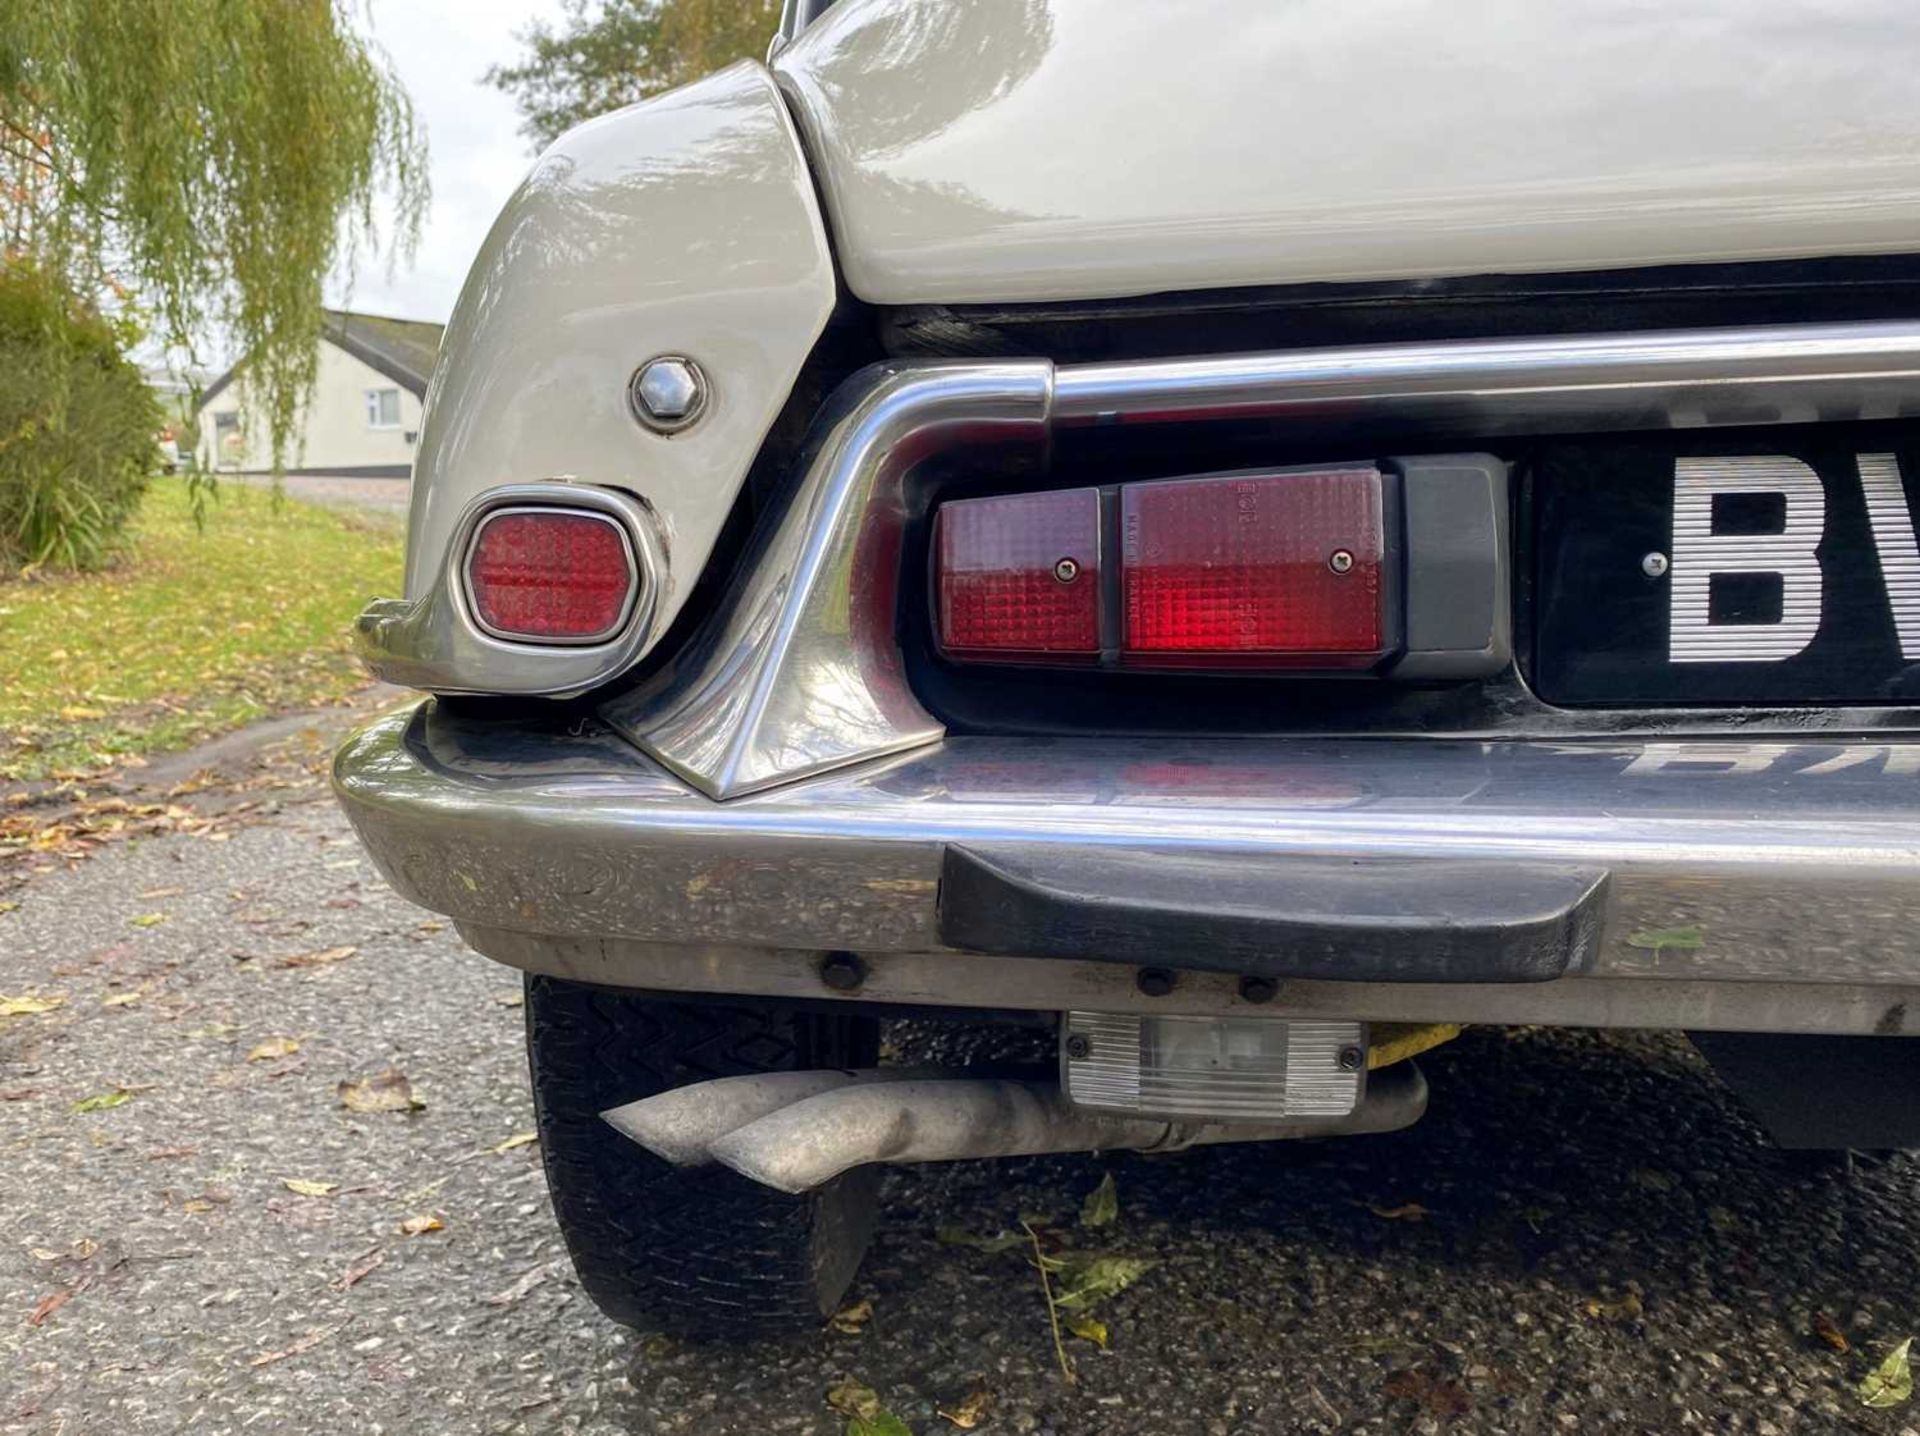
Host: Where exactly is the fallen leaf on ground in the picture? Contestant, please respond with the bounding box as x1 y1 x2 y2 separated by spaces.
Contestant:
416 920 447 933
183 1022 238 1039
331 1250 385 1291
338 1069 424 1114
1582 1289 1645 1322
101 990 142 1007
938 1384 994 1429
1052 1255 1158 1311
1 994 65 1017
70 1090 132 1114
484 1261 554 1307
1814 1311 1851 1354
826 1379 912 1436
274 945 357 969
830 1298 874 1334
1367 1202 1429 1222
491 989 524 1007
282 1178 337 1198
937 1226 1027 1254
128 913 167 929
1625 925 1704 952
1384 1366 1473 1420
139 886 183 900
247 1324 341 1368
1079 1172 1119 1229
488 1131 537 1154
27 1289 73 1326
247 1037 299 1062
398 1214 444 1236
0 901 19 915
1859 1338 1915 1409
1065 1313 1109 1349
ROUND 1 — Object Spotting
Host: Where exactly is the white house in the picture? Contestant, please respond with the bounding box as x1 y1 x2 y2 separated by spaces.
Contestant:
196 309 443 477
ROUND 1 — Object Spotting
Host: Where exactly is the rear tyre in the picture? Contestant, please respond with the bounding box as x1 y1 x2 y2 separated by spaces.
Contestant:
526 975 881 1337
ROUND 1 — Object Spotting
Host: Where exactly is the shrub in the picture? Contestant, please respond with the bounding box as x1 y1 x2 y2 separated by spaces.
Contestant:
0 264 159 572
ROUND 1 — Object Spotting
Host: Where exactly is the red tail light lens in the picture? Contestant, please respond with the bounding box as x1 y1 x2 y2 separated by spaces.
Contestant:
932 468 1388 671
934 487 1101 662
1120 469 1384 666
466 508 636 643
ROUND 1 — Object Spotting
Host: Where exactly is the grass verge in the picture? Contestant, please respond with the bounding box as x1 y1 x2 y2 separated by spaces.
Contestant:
0 478 403 784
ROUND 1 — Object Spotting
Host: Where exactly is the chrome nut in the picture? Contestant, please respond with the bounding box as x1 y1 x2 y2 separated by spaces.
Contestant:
629 356 708 433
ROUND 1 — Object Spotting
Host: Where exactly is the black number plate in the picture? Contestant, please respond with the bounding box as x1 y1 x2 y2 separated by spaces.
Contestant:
1531 427 1920 706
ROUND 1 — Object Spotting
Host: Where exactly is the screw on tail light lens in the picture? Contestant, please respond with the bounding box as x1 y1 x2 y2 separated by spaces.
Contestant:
1120 469 1385 666
466 508 637 643
934 487 1101 662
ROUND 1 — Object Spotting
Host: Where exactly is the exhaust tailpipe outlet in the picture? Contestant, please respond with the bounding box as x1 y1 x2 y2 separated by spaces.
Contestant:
615 1059 1425 1195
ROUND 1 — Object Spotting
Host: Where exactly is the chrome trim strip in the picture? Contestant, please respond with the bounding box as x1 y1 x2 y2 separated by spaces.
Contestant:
355 484 666 698
334 704 1920 1001
601 361 1052 797
605 320 1920 797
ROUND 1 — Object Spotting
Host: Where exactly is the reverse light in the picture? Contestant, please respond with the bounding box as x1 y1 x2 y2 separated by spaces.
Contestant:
466 508 637 643
933 487 1101 662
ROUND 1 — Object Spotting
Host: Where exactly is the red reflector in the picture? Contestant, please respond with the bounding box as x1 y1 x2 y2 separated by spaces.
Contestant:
1120 469 1384 666
935 488 1101 661
467 509 635 642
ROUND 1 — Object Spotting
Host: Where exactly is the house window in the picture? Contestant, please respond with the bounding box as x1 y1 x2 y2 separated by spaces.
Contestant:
365 388 402 429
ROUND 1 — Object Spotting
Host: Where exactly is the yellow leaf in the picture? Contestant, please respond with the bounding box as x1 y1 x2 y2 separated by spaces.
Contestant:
398 1213 444 1236
1860 1338 1914 1409
71 1090 132 1114
282 1178 337 1198
129 913 167 929
1065 1313 1108 1349
1079 1172 1119 1229
488 1131 537 1154
338 1069 423 1114
0 994 65 1017
1581 1289 1645 1322
830 1298 874 1335
1052 1255 1157 1311
247 1037 300 1062
938 1384 994 1428
102 990 142 1007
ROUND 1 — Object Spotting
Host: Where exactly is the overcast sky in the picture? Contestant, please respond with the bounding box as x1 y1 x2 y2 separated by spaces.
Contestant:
326 0 568 328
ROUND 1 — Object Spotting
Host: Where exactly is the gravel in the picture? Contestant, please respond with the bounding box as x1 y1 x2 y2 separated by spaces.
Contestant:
4 771 1920 1434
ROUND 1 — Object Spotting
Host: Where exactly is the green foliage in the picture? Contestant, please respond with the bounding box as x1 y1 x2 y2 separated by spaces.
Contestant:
0 477 404 781
0 265 157 571
0 0 428 480
487 0 782 150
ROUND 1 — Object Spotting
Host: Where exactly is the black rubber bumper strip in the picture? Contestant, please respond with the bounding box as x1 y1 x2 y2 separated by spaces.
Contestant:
937 845 1610 983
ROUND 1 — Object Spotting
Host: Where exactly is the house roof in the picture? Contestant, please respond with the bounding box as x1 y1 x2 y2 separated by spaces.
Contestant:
198 309 445 409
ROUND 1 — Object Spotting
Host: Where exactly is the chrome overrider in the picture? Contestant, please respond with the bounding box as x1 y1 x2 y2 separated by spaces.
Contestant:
358 319 1920 794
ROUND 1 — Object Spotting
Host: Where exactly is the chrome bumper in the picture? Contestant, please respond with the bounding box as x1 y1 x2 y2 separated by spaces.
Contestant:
335 702 1920 1035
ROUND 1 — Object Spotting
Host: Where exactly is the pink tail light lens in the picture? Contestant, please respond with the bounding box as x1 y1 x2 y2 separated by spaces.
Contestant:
1120 469 1385 666
934 487 1101 662
466 509 636 643
931 468 1388 671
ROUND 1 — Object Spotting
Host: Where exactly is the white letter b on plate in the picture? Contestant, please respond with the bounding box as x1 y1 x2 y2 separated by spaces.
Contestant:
1669 456 1824 664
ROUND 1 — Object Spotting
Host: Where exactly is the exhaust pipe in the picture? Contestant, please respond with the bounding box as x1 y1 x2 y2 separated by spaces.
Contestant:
600 1067 941 1166
608 1061 1427 1195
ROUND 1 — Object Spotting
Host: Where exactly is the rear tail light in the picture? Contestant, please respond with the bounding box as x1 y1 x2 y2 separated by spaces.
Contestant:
465 508 637 643
933 487 1101 662
933 468 1390 671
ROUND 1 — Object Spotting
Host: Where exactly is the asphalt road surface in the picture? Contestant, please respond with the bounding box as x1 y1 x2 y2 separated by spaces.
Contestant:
5 723 1920 1434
